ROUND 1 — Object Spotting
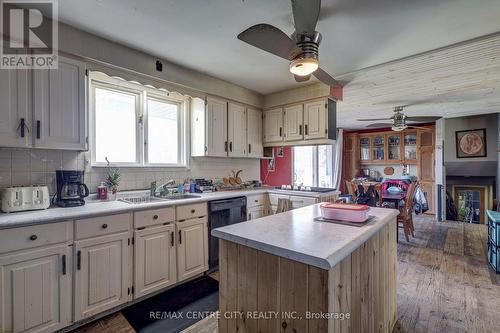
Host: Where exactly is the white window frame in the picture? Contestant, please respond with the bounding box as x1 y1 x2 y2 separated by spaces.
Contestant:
89 72 188 168
292 145 334 187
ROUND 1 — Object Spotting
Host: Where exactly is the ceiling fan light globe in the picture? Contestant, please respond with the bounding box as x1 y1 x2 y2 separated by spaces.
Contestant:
391 125 406 132
289 57 319 76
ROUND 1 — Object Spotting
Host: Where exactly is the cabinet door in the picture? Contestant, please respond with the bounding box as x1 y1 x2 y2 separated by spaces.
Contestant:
177 217 208 282
304 100 327 140
246 108 263 158
227 103 247 157
33 56 86 150
289 195 318 209
0 66 31 147
0 244 72 333
372 134 385 161
263 108 283 143
134 225 177 299
387 134 402 162
74 232 130 321
359 136 371 162
419 147 434 181
284 104 303 141
248 206 267 220
403 132 418 163
206 97 228 157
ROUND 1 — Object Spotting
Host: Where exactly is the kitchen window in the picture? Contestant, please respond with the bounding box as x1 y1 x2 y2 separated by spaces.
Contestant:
293 145 334 187
90 72 187 167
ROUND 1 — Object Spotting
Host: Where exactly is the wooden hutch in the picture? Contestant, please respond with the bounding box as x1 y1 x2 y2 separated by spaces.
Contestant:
342 125 435 214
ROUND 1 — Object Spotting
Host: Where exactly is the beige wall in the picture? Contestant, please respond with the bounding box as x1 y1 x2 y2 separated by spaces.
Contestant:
56 21 263 107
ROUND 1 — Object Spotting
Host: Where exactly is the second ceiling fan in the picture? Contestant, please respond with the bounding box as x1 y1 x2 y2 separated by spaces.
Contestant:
237 0 340 86
357 106 441 131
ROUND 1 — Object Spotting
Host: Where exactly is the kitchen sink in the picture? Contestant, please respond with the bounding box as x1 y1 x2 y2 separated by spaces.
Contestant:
163 194 201 200
119 196 169 204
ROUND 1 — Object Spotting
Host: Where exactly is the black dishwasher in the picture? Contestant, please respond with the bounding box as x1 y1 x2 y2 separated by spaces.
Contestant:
208 196 247 272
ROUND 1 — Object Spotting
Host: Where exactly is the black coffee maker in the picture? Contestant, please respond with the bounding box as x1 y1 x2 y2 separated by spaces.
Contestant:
56 170 89 207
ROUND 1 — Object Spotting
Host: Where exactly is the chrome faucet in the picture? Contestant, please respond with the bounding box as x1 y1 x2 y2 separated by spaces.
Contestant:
151 179 176 196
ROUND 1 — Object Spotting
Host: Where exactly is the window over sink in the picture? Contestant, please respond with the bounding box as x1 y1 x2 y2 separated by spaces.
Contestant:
293 145 334 187
90 72 187 167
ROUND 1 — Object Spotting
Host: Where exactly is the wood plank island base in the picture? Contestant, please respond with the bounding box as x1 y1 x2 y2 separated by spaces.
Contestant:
212 205 398 333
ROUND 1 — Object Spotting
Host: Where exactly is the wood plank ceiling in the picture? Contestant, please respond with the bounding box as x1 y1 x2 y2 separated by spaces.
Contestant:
337 33 500 129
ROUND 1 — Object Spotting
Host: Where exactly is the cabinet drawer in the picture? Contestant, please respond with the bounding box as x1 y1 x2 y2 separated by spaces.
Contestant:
0 221 73 254
176 203 207 221
269 194 290 206
247 194 269 208
75 213 130 240
290 195 317 209
134 207 175 229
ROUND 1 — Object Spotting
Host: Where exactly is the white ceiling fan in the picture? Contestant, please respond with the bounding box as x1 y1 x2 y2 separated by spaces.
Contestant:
357 106 441 131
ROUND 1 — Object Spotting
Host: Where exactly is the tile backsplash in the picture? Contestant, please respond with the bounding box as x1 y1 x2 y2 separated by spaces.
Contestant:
0 148 260 195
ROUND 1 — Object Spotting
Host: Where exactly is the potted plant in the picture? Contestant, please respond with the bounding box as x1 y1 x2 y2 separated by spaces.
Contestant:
104 158 121 200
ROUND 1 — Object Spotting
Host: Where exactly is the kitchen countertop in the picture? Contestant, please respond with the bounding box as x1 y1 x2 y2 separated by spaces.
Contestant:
212 204 398 270
0 187 339 229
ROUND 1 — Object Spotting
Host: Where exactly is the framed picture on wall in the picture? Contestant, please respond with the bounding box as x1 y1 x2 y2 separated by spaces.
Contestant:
455 128 487 158
277 146 284 157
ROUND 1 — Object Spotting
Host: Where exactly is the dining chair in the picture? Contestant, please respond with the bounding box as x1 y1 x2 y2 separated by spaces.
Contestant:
398 182 418 241
344 180 358 202
276 198 292 213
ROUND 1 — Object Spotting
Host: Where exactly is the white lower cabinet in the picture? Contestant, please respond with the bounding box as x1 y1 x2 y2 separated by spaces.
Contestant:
177 217 208 282
74 232 131 321
247 206 267 220
0 244 72 333
134 224 177 299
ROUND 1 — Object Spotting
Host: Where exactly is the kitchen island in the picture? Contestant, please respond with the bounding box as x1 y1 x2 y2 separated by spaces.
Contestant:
212 204 399 332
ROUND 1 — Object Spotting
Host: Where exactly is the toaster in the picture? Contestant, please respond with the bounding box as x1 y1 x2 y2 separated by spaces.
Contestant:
1 186 50 213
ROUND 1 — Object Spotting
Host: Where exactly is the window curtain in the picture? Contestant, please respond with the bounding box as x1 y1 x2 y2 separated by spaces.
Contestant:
332 128 344 189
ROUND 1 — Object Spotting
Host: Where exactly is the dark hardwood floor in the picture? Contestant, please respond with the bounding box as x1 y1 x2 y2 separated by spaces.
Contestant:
72 215 499 333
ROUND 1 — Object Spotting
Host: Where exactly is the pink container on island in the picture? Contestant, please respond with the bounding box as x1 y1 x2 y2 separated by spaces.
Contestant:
320 203 370 222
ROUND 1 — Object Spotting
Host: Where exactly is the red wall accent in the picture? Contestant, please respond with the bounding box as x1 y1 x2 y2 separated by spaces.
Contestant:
260 147 293 186
330 85 343 101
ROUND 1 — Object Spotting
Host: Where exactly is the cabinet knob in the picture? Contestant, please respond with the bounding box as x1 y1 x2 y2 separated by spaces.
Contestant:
29 234 37 241
102 224 108 229
191 209 196 214
153 215 159 220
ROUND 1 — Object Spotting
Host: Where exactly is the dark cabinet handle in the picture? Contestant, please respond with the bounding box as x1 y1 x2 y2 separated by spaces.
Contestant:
248 143 252 154
77 250 81 270
153 215 159 220
178 230 182 245
299 124 303 135
18 118 29 138
62 255 66 275
102 223 108 229
279 127 283 137
29 235 37 241
36 120 41 139
171 231 174 247
191 209 195 214
229 142 233 152
224 141 228 152
305 124 308 135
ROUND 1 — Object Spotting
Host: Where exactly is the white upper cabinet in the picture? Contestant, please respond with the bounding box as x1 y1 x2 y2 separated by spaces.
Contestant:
263 108 283 143
33 56 87 150
206 97 228 157
0 66 31 148
228 102 247 157
304 100 327 140
246 108 263 158
0 244 72 333
284 104 304 141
